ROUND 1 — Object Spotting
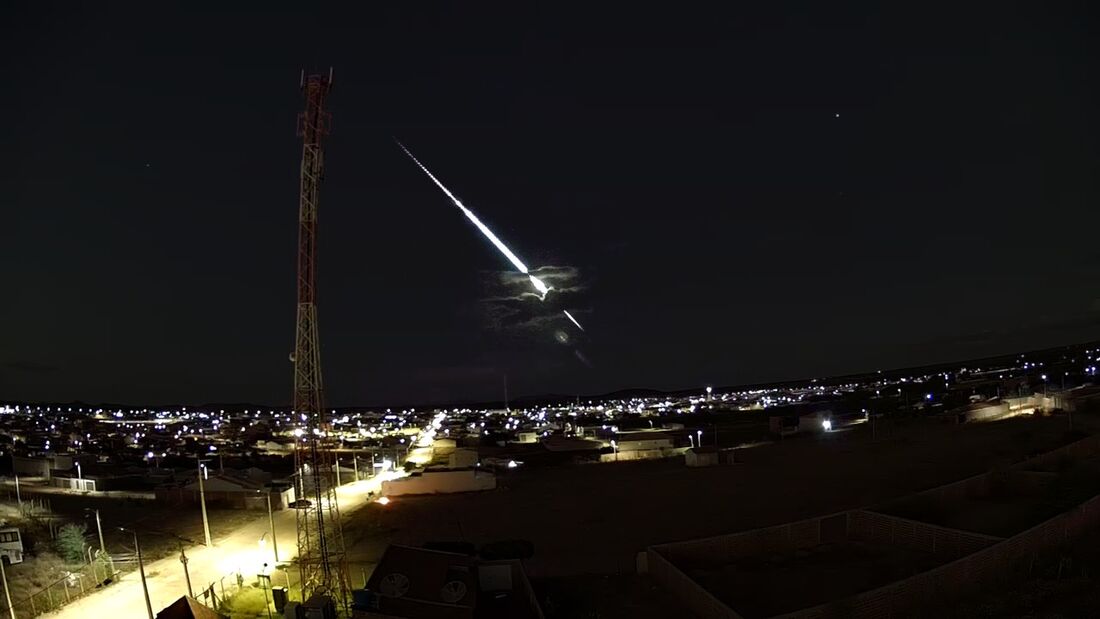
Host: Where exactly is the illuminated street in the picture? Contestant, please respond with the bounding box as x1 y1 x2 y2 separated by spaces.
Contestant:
44 473 399 618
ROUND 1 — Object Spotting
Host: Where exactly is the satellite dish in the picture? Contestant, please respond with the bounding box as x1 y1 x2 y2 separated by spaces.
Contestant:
440 580 467 603
379 573 409 598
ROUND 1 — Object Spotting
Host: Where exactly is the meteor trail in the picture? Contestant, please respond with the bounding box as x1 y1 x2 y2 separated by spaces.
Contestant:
396 140 585 331
563 309 585 332
395 140 553 299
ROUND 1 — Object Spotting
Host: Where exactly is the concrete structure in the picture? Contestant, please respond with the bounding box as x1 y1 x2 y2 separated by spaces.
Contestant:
155 473 294 510
647 433 1100 618
352 544 543 618
155 596 225 619
515 432 539 444
448 448 478 469
12 454 95 478
381 469 495 496
51 464 145 492
615 436 674 451
0 527 24 564
685 447 719 467
540 436 603 452
431 438 458 456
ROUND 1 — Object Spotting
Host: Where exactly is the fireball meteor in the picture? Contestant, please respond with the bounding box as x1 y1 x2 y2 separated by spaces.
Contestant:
396 140 553 299
396 140 583 330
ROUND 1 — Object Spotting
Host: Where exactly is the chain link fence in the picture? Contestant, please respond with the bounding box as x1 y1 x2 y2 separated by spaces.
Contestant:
2 556 117 617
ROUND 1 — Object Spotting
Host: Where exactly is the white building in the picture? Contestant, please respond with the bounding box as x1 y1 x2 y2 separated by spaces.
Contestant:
0 528 24 564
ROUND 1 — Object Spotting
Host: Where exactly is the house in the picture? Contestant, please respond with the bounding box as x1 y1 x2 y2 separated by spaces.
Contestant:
50 464 145 492
685 447 719 467
155 472 294 510
612 431 676 452
0 528 23 564
155 595 226 619
447 449 478 469
514 432 539 444
12 454 96 479
352 545 543 618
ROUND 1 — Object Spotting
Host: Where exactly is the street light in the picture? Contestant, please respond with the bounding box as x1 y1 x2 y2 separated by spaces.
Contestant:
83 508 106 555
258 564 274 619
119 527 154 619
264 492 279 562
696 430 702 447
197 456 213 547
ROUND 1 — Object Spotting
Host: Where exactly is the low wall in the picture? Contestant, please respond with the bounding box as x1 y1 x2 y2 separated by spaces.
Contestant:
650 433 1100 618
381 469 496 496
647 547 743 619
848 510 1002 559
653 512 847 567
154 488 293 510
599 448 683 463
1023 433 1100 471
779 493 1100 618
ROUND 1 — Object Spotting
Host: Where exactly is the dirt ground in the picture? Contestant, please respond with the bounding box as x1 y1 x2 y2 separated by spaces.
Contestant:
343 414 1090 581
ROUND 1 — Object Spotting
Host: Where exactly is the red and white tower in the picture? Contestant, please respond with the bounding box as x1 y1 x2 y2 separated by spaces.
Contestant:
291 69 349 613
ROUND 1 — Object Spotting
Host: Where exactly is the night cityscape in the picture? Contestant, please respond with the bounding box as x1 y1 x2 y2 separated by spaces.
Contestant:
3 4 1100 619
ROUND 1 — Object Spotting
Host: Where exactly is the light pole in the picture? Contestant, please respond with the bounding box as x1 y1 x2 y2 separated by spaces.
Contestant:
121 528 154 619
352 455 359 482
13 474 20 513
197 457 213 547
0 552 15 619
696 430 702 448
265 493 279 562
179 544 193 598
84 509 106 555
259 564 273 619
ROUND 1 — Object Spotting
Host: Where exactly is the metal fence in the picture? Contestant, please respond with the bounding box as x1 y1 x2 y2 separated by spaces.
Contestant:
2 557 117 617
193 566 289 616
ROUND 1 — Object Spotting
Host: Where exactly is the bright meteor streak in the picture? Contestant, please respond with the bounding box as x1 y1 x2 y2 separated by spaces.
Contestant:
563 309 585 332
397 140 583 330
396 140 553 299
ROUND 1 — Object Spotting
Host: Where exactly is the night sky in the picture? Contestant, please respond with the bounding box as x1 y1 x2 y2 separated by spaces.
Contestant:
3 5 1098 406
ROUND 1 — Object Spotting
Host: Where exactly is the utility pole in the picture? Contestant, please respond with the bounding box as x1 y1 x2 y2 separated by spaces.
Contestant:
197 457 212 547
352 455 359 482
12 474 20 513
266 493 279 563
85 509 106 555
179 544 193 598
0 552 14 619
123 529 154 619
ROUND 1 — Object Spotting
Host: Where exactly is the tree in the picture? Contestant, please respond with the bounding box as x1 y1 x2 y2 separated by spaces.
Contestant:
55 523 87 563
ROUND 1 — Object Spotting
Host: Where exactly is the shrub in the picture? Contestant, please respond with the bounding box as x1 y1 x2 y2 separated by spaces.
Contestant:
54 524 87 564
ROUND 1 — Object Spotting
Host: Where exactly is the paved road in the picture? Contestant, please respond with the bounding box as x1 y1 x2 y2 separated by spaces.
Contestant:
46 474 398 618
